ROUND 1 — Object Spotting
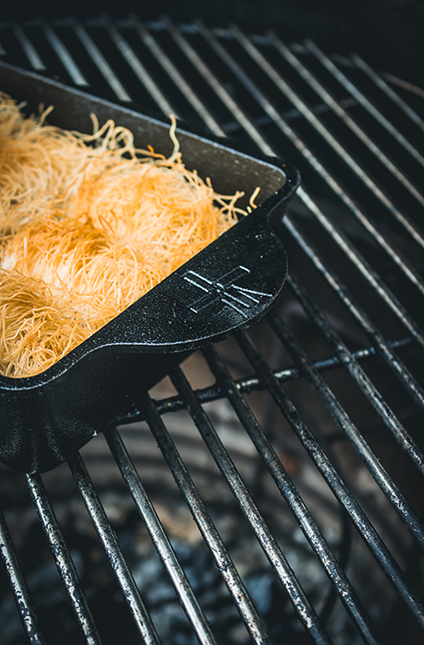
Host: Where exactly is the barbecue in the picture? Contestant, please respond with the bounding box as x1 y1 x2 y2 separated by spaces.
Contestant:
0 4 423 645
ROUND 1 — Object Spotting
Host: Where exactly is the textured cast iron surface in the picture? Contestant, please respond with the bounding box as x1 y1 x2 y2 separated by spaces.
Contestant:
0 62 300 472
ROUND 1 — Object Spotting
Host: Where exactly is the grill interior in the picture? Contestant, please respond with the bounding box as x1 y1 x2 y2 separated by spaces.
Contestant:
0 8 424 645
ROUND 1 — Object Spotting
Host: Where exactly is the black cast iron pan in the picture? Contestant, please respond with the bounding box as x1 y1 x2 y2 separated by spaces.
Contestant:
0 61 300 473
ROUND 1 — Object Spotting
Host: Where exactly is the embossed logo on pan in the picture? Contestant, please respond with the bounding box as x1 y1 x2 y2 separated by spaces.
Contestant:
182 266 272 318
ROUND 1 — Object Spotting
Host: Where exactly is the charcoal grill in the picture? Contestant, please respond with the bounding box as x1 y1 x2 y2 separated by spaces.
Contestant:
0 6 424 645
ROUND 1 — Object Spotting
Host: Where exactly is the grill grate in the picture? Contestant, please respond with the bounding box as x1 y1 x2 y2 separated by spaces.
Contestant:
0 13 424 645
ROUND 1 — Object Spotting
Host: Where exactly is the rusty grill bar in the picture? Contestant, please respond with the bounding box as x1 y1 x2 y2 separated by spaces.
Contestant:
0 13 423 645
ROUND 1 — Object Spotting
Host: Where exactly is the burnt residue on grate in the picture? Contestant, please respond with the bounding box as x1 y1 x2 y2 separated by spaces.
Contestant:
0 12 424 645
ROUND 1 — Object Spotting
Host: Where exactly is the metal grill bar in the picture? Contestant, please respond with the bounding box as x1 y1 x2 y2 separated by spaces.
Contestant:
350 53 424 132
71 18 132 102
285 274 424 476
234 31 424 239
202 340 424 630
290 187 424 351
143 395 273 645
202 346 380 643
0 511 46 645
68 454 162 645
129 14 226 137
234 330 424 634
10 21 46 71
193 22 424 329
100 15 175 117
265 313 424 546
242 27 424 209
234 28 424 250
103 425 218 645
170 367 333 645
25 473 102 645
42 21 88 86
261 44 424 301
274 36 424 196
118 337 411 422
165 18 275 155
305 39 424 168
265 36 424 291
284 215 424 412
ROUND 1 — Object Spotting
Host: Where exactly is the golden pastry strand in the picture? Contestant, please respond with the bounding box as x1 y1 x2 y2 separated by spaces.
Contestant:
0 97 257 377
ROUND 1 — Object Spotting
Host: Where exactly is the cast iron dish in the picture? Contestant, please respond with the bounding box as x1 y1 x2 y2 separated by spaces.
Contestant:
0 61 300 473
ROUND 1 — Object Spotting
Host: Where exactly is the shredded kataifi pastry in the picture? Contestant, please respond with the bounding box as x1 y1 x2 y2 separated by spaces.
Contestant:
0 95 257 377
